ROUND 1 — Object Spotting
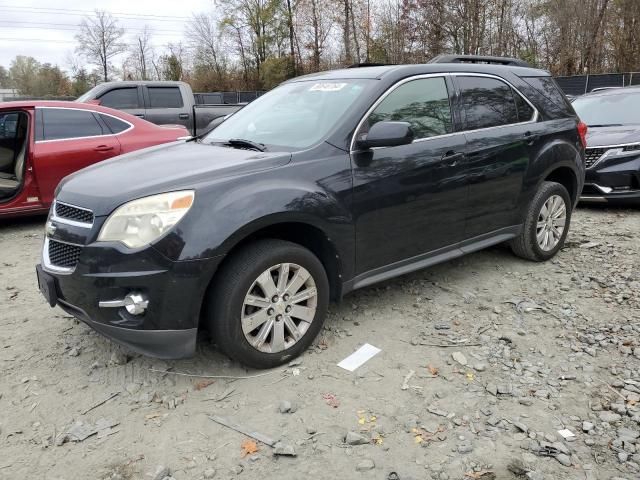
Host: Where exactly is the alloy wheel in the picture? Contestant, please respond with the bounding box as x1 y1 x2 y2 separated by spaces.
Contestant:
241 263 318 353
536 194 566 251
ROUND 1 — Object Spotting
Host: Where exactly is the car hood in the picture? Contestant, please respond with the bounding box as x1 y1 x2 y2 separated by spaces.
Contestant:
56 141 292 216
587 125 640 147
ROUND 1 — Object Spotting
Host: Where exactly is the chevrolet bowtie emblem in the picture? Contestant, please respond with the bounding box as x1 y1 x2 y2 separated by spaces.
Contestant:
45 221 57 237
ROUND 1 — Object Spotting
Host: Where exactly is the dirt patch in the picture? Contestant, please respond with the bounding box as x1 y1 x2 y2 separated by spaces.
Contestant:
1 207 639 479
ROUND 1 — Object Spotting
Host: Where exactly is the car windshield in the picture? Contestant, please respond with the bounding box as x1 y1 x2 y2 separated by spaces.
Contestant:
76 86 101 103
572 91 640 126
203 79 373 150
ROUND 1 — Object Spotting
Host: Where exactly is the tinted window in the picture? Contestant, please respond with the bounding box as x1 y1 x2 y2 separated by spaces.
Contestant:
458 76 518 130
42 109 104 140
100 114 130 134
514 92 535 121
147 87 183 108
365 77 453 139
99 88 140 109
520 76 574 119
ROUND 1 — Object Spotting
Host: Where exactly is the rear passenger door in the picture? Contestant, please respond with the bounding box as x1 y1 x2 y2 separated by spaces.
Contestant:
453 74 538 239
97 86 145 119
143 86 189 128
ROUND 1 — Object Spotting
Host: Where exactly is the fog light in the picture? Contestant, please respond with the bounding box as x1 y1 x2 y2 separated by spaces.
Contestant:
123 293 149 315
99 292 149 315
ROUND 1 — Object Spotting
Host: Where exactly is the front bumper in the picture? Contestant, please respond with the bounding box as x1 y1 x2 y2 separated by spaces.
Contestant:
38 235 223 359
580 155 640 204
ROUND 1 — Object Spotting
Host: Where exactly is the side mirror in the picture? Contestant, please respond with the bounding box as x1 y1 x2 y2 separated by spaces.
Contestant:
86 99 102 105
355 121 414 149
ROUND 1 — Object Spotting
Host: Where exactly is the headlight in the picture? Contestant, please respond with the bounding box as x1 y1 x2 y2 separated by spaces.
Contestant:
98 191 195 248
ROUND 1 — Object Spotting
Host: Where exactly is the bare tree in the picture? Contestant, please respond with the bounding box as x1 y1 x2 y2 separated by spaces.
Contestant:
130 26 154 80
75 10 126 82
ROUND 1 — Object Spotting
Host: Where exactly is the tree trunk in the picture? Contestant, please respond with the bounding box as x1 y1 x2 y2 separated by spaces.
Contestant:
286 0 297 75
343 0 351 65
311 0 321 71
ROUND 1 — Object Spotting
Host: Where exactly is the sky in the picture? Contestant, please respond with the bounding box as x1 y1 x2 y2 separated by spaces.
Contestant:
0 0 214 72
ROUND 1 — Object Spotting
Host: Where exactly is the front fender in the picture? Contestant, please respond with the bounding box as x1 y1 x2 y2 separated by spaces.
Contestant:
153 162 355 276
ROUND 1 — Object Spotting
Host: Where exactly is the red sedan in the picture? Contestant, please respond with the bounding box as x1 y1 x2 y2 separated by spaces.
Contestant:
0 101 189 218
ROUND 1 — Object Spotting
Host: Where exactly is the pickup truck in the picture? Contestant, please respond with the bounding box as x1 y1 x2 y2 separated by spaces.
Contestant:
76 81 243 136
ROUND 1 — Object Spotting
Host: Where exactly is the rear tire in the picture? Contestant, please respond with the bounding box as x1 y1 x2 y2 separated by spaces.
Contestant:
206 239 329 369
510 181 572 262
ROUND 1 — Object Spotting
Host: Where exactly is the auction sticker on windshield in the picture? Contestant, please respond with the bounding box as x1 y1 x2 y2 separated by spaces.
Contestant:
309 83 347 92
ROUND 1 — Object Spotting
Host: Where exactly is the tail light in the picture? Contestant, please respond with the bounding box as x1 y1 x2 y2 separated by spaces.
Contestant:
577 120 588 149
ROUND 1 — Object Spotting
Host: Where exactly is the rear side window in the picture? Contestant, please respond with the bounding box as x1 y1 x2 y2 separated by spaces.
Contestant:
99 87 140 109
520 76 574 119
41 108 104 141
365 77 453 139
147 87 183 108
514 92 535 122
458 76 519 130
100 114 130 134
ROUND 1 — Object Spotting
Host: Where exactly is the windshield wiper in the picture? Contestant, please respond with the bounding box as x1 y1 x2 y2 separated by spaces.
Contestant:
588 123 623 127
225 138 267 152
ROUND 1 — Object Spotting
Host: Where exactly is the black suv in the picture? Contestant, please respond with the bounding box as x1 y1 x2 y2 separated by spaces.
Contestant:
36 62 586 368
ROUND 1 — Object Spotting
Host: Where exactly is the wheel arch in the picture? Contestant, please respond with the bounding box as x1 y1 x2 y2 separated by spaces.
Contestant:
204 215 347 317
541 165 580 206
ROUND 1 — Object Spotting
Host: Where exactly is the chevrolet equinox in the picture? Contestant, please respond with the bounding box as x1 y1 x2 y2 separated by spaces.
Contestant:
36 62 586 368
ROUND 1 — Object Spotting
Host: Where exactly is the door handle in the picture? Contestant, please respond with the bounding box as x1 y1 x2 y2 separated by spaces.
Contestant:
94 145 114 152
441 150 465 166
134 113 145 118
178 113 190 119
524 131 539 145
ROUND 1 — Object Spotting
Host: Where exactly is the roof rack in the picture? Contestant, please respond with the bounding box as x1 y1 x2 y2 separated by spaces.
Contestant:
347 62 393 68
428 54 531 68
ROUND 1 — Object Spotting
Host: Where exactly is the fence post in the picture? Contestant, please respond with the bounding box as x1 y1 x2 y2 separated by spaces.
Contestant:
584 74 589 94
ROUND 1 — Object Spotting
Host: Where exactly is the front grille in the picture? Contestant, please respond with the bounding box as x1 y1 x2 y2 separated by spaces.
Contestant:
48 239 82 269
55 202 94 225
584 148 607 169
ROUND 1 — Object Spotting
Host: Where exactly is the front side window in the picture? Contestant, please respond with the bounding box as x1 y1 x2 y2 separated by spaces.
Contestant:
147 87 184 108
99 88 140 109
41 108 105 141
363 77 453 139
458 76 519 130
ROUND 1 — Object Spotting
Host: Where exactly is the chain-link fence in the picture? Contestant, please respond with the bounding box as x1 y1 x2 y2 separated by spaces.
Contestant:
555 73 640 96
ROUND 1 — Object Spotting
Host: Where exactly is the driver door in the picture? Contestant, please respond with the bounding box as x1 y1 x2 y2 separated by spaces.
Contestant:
350 75 469 276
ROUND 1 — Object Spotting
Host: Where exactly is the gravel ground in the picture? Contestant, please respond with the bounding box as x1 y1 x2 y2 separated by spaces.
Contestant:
1 206 639 480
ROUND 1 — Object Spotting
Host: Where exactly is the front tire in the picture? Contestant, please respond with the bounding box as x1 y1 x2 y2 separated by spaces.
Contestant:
510 181 572 262
206 239 329 369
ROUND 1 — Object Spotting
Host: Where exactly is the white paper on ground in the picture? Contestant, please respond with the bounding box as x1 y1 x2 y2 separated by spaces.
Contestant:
557 429 575 439
337 343 381 372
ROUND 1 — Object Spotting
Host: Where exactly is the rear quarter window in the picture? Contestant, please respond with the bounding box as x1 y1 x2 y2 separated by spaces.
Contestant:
519 76 575 119
100 114 131 134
